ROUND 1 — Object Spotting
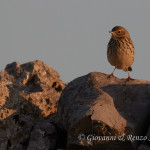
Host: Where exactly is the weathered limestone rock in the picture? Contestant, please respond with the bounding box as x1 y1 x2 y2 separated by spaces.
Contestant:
0 60 65 118
0 60 66 150
58 72 150 150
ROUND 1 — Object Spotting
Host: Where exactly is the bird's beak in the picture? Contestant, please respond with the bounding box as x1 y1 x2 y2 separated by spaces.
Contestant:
109 31 113 34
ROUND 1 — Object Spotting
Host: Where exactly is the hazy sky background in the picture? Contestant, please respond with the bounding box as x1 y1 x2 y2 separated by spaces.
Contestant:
0 0 150 82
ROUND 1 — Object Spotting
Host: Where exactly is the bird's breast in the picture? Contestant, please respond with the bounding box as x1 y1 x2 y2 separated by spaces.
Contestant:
107 38 134 69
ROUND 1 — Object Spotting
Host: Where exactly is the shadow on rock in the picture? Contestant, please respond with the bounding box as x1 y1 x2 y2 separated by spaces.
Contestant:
0 60 67 150
58 72 150 150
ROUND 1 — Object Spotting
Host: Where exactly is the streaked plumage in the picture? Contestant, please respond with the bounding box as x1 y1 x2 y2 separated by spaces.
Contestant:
107 26 134 80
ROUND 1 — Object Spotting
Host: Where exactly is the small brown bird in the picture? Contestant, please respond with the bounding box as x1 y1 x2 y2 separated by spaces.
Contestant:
107 26 134 80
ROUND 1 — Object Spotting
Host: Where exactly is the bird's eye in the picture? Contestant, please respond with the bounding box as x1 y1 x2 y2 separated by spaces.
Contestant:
117 31 121 34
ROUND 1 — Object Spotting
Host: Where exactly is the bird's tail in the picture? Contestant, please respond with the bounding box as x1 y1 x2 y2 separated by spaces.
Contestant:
124 66 132 72
128 66 132 71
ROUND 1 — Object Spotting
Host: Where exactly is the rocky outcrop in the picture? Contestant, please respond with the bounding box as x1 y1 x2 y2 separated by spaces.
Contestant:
58 72 150 150
1 60 150 150
0 60 66 150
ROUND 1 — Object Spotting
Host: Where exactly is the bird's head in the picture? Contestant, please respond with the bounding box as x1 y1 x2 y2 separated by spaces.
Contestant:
109 26 130 39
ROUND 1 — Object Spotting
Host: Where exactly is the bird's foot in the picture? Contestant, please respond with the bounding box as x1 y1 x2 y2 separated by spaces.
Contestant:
107 73 115 78
125 76 134 81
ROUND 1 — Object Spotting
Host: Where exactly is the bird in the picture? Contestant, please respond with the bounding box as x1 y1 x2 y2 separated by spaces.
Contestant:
107 26 134 80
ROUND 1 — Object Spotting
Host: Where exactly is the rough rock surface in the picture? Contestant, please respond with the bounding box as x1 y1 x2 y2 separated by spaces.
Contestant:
138 127 150 150
58 72 150 150
0 60 66 150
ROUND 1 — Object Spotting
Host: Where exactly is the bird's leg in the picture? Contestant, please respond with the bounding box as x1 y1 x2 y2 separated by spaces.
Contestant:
108 67 116 78
126 68 134 81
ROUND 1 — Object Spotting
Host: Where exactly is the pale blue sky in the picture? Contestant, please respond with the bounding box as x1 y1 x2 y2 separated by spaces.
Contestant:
0 0 150 82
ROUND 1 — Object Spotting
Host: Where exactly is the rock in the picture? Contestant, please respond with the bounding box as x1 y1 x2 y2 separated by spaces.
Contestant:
58 72 150 150
0 60 65 117
27 120 67 150
138 145 150 150
137 127 150 150
27 120 57 150
0 60 66 150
